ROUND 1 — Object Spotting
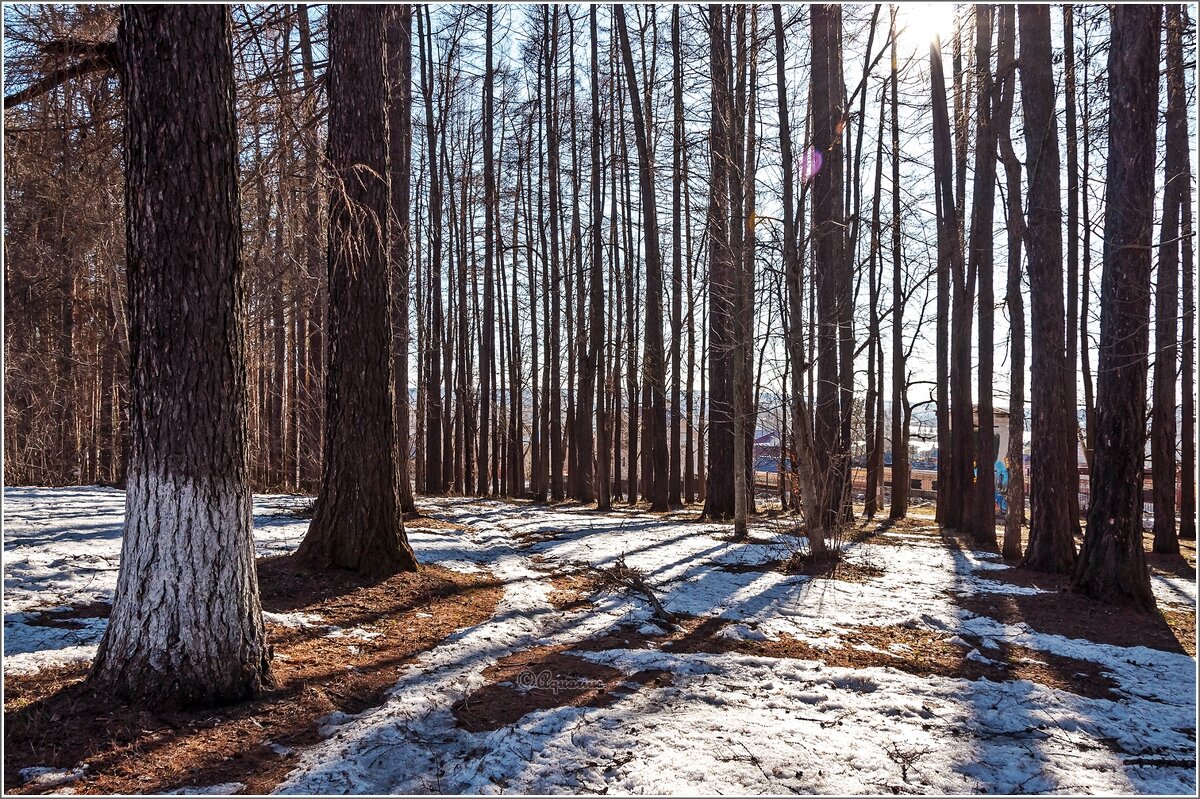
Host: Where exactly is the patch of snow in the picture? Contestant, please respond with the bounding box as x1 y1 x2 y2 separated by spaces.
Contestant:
262 611 323 629
18 766 86 789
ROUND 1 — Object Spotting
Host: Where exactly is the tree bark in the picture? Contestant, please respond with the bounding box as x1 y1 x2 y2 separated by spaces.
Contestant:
702 4 735 520
386 6 417 515
616 5 669 513
888 6 909 521
995 5 1025 560
297 4 417 577
91 4 272 707
1019 5 1078 573
1072 4 1161 610
417 7 444 494
968 5 996 548
1152 5 1185 555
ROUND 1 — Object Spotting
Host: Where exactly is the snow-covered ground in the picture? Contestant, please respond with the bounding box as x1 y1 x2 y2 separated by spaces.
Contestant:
4 487 1196 794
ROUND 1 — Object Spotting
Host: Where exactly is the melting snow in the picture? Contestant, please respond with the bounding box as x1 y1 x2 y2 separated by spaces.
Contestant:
4 488 1195 795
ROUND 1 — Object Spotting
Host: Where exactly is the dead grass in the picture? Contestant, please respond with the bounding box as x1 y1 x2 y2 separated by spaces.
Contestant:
572 617 1120 702
546 570 605 611
4 557 503 795
452 645 671 733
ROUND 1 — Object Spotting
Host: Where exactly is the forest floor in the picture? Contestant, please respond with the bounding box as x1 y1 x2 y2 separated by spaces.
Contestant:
3 486 1196 795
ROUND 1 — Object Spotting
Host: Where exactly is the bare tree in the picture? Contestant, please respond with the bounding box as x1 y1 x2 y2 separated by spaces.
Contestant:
1072 4 1161 610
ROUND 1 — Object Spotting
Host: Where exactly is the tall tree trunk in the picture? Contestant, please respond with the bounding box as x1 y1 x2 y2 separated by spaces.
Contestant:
968 5 996 548
387 5 417 515
616 5 669 513
930 30 968 531
588 5 607 510
1181 74 1196 542
995 5 1025 560
1063 4 1082 472
668 4 684 510
811 3 848 533
864 90 886 519
477 5 495 497
298 5 324 494
888 6 908 521
1152 5 1186 555
703 4 735 520
775 3 825 552
297 4 418 577
546 7 564 501
1019 5 1079 573
91 4 273 707
418 7 443 494
1072 5 1161 610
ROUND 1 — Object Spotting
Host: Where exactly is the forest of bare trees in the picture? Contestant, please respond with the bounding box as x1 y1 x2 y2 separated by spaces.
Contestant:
3 3 1196 706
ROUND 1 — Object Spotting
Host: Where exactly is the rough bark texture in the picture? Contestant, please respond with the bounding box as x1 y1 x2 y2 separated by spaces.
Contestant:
811 3 849 533
1071 4 1160 612
90 4 272 708
1018 5 1078 573
297 4 417 578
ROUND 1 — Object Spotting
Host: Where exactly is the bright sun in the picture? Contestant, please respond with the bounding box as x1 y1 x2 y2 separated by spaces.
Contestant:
895 2 959 52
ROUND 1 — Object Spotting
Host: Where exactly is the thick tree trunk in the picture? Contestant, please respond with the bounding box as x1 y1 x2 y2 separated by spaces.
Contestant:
1072 5 1161 610
1019 5 1078 573
297 4 417 577
811 4 849 533
91 4 272 707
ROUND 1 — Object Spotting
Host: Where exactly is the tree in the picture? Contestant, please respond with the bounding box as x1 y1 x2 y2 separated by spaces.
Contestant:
587 4 607 510
90 4 273 706
615 5 668 513
386 6 417 515
477 4 496 497
968 5 996 547
888 5 908 521
417 7 444 495
669 4 684 510
775 3 826 553
1072 4 1161 611
1019 5 1078 573
811 3 849 533
994 4 1025 561
296 4 418 577
703 3 735 520
1151 5 1186 555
